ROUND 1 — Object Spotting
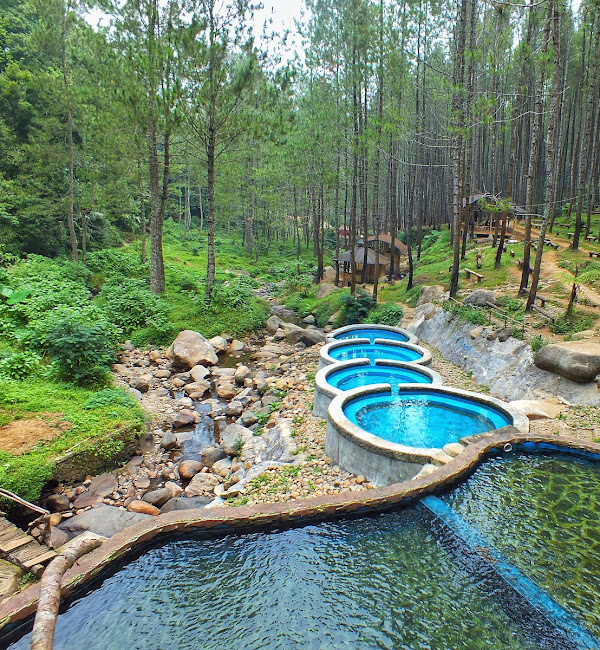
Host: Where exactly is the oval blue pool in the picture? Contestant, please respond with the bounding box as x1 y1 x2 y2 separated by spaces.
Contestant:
343 389 512 449
333 327 410 343
328 342 424 364
327 363 433 392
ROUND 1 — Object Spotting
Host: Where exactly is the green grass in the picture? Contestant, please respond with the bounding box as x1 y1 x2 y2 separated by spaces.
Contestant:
0 379 145 504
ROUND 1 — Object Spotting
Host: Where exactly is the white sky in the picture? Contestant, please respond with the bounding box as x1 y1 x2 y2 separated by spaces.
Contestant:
86 1 307 62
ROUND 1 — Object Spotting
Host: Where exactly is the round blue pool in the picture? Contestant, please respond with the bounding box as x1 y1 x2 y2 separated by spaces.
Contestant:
328 343 424 364
343 389 512 449
327 364 433 392
334 327 410 343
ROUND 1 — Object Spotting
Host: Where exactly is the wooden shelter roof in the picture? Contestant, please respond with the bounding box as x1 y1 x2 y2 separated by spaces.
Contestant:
366 234 408 255
337 246 391 265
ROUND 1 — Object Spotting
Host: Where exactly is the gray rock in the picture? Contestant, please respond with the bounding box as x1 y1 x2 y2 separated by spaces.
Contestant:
266 315 283 333
241 418 296 463
126 387 142 402
462 290 497 307
178 459 203 480
225 400 243 417
202 446 228 467
486 327 512 342
172 410 195 429
190 364 210 382
212 457 233 477
240 410 259 426
316 282 337 299
161 496 211 513
134 475 151 489
208 335 229 353
417 285 445 307
302 314 316 325
234 365 251 384
535 342 600 383
220 423 253 456
183 380 210 398
143 488 173 508
45 494 71 513
285 326 326 347
154 369 171 379
130 375 151 393
229 340 245 352
184 472 220 497
166 330 218 369
58 505 151 540
161 431 179 450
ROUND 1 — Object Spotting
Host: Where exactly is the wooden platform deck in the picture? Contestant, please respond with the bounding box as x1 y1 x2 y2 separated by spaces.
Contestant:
0 516 56 576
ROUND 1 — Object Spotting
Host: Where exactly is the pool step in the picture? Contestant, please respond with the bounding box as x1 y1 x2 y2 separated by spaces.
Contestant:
419 496 599 650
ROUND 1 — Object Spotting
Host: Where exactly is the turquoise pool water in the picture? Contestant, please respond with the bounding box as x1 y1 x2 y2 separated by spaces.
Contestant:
327 364 432 392
343 390 511 448
6 510 539 650
328 343 423 364
334 327 409 343
444 450 600 637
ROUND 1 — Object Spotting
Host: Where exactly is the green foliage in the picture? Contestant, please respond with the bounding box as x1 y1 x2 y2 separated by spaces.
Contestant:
98 278 168 335
83 388 137 410
366 302 404 326
32 316 117 386
447 302 488 326
550 312 595 335
0 378 145 504
0 350 41 379
339 290 376 326
530 335 547 353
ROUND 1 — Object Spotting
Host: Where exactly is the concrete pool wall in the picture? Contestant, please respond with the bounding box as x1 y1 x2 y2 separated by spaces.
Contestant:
314 359 443 418
318 338 433 370
327 323 419 345
325 384 530 485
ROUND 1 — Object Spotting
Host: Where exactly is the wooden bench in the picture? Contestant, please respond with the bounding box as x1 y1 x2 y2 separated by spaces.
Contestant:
535 294 548 308
589 251 600 259
586 235 597 242
568 232 574 238
464 268 484 283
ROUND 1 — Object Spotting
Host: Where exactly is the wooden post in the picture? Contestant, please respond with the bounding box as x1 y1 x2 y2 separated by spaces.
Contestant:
476 249 482 269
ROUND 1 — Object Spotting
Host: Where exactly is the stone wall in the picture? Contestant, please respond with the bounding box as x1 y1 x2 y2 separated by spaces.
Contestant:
406 305 599 405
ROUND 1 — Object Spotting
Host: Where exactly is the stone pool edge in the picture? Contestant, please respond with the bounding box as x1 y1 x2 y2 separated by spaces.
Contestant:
2 429 599 632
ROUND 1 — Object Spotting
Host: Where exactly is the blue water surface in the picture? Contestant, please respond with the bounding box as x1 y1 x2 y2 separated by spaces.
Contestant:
344 390 511 448
329 343 423 364
327 364 432 392
334 327 409 343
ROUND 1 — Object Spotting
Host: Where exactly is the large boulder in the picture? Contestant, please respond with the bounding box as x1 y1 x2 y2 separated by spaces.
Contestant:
416 285 445 307
265 315 283 333
285 326 326 347
166 330 218 369
535 342 600 383
462 290 497 307
316 282 337 299
220 423 253 456
161 496 211 513
57 505 151 540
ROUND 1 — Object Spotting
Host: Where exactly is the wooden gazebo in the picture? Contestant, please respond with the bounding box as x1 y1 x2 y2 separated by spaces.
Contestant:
366 234 408 270
463 194 525 238
335 245 390 286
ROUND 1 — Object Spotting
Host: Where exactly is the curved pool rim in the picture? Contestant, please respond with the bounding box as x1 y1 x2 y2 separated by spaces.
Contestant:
325 384 529 485
327 323 418 345
3 431 599 636
313 359 444 418
318 338 432 370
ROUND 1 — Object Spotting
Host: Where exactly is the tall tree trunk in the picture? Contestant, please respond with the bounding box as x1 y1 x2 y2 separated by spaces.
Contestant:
61 3 77 262
527 0 560 312
205 3 217 300
573 7 600 250
450 0 469 298
520 2 549 294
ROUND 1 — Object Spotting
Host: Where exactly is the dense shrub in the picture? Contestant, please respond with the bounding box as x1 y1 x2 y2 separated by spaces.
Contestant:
98 278 169 335
339 290 376 326
366 302 404 326
0 351 41 379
